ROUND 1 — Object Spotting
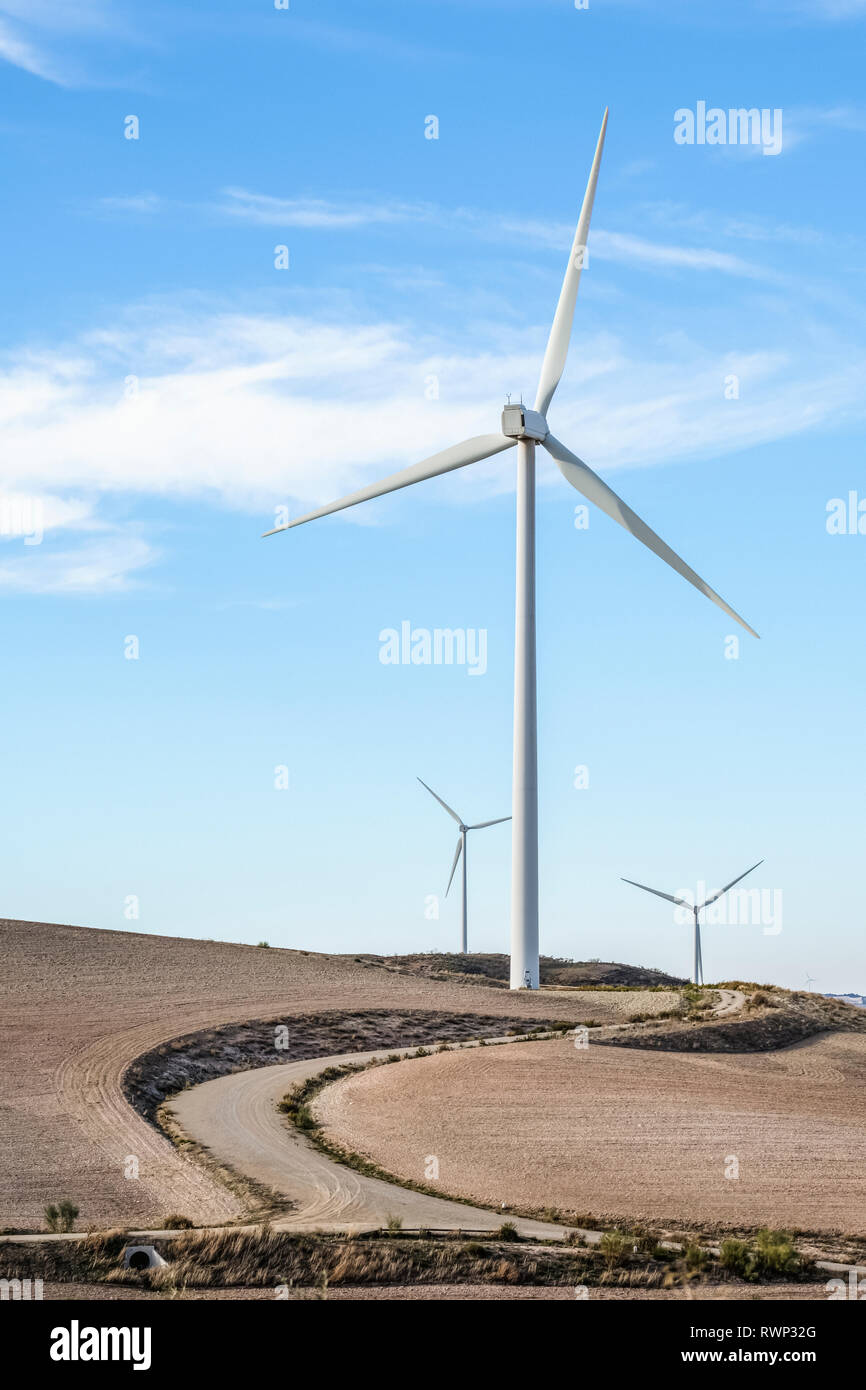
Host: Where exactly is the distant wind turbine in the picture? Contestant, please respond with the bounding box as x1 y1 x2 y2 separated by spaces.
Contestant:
805 972 817 991
418 778 510 954
622 861 764 985
265 110 758 989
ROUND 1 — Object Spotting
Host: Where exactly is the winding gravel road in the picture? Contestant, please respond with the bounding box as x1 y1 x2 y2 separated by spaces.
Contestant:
171 1044 585 1241
169 991 749 1240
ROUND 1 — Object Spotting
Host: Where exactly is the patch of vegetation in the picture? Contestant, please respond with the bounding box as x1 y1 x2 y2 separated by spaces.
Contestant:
351 952 685 989
719 1229 810 1282
599 1229 628 1269
44 1200 78 1233
685 1243 709 1272
0 1222 826 1295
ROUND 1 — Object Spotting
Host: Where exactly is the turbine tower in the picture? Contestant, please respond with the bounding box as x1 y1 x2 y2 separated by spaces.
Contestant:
264 110 758 990
417 778 510 954
622 861 764 984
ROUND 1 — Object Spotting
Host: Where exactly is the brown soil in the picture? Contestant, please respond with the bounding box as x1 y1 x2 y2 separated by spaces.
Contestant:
32 1280 830 1300
315 1032 866 1236
0 919 662 1231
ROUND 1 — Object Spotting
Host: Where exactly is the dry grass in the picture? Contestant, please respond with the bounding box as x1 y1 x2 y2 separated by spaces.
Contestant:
0 1225 819 1295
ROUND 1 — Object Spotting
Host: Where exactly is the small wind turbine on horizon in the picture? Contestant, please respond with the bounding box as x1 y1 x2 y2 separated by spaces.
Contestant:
622 861 764 985
418 778 510 955
264 109 758 990
805 971 817 991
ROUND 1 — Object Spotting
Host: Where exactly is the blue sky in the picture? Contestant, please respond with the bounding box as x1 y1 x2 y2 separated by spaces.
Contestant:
1 0 865 990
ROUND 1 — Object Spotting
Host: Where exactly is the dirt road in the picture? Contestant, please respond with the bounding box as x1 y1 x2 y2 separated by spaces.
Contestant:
171 1045 585 1239
1 919 669 1229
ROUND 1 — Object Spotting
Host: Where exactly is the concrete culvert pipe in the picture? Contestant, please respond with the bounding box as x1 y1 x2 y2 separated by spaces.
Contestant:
122 1245 166 1271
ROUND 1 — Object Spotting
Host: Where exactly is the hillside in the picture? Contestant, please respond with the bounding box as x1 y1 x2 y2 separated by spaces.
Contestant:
353 952 685 988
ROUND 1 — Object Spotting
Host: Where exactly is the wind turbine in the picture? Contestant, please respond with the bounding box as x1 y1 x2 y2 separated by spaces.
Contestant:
264 110 759 990
804 971 817 991
621 860 764 985
417 777 510 954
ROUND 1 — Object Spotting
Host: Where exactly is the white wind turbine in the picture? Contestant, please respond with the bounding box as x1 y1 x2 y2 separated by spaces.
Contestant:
417 778 510 954
621 860 764 985
264 110 759 990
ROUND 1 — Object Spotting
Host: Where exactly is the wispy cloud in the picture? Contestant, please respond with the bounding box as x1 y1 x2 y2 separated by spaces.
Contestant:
218 188 430 229
0 533 156 594
0 16 68 83
97 192 163 215
772 103 866 152
0 491 157 595
0 1 141 87
215 189 771 281
2 298 864 599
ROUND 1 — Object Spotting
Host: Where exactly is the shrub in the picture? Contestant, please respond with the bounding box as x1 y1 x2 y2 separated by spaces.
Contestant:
685 1243 708 1272
44 1199 79 1233
163 1214 194 1230
496 1221 520 1242
753 1228 800 1277
385 1215 402 1233
719 1238 750 1277
257 941 270 948
747 990 771 1010
628 1224 655 1254
599 1229 628 1269
720 1231 801 1281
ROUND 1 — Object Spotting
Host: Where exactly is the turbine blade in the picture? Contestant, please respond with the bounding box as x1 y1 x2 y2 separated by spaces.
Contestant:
417 777 463 826
445 836 463 897
700 859 764 909
534 108 608 417
544 434 760 639
621 877 691 908
263 434 516 535
467 816 511 830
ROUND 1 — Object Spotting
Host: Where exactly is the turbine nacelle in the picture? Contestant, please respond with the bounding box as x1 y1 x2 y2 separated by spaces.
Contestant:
502 404 548 443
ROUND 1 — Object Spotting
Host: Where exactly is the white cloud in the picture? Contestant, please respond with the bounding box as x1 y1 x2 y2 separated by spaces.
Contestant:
97 192 163 214
0 533 156 594
215 189 773 281
218 188 430 229
0 489 157 595
0 16 66 83
0 1 139 87
2 303 864 546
